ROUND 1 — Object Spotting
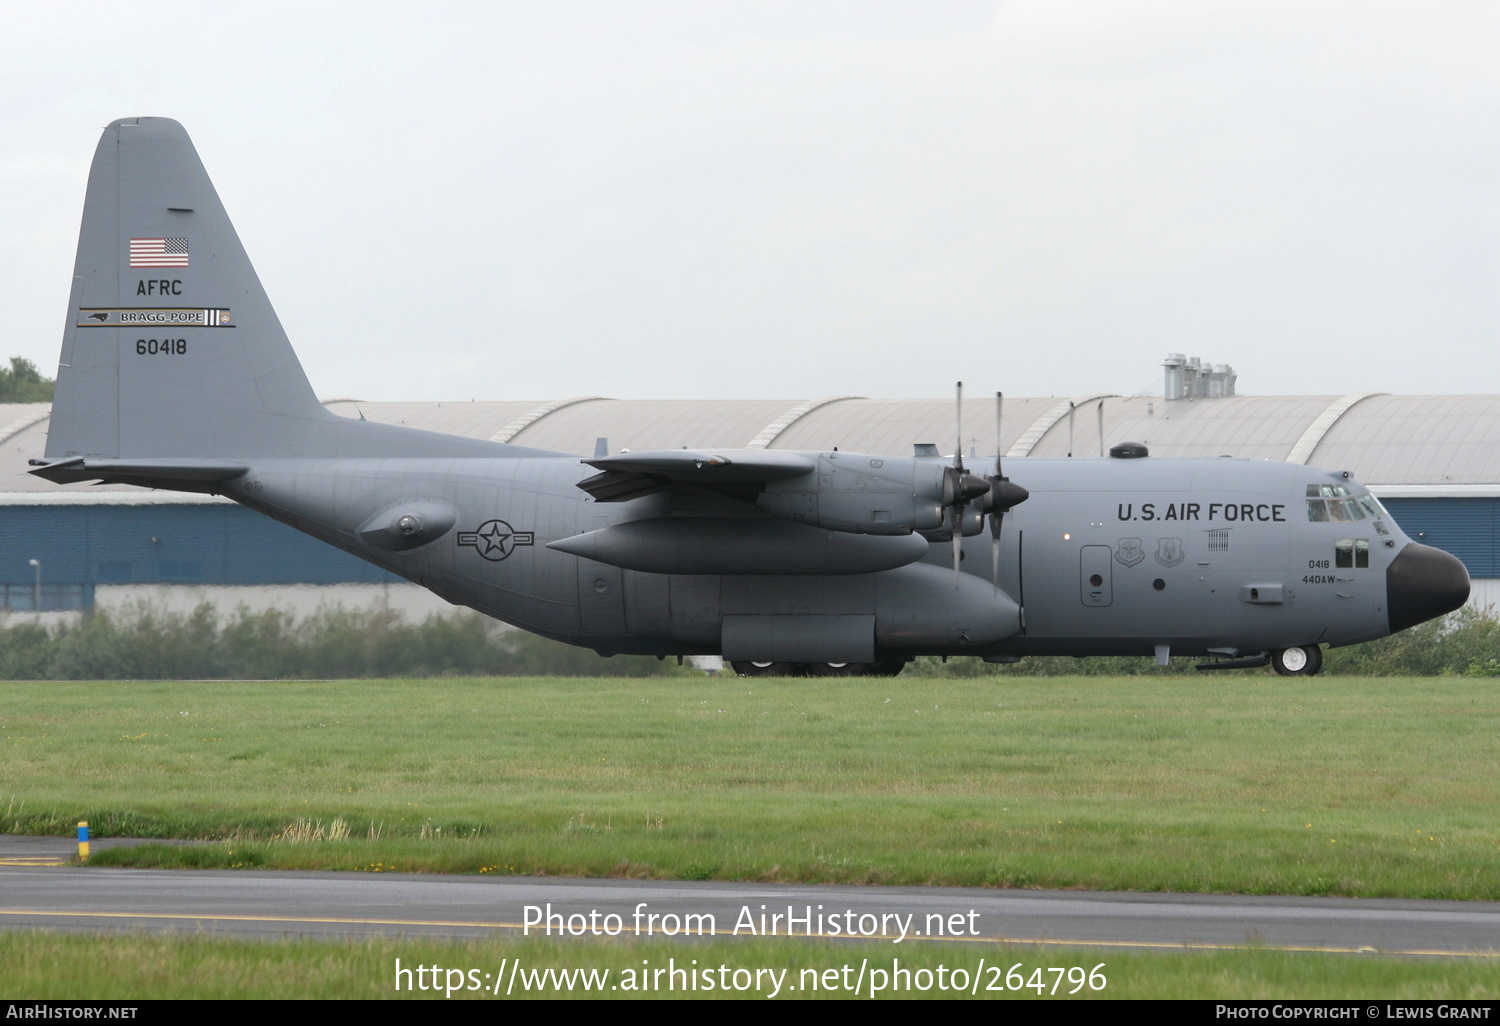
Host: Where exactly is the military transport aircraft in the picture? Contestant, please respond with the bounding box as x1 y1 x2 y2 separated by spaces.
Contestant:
31 118 1470 677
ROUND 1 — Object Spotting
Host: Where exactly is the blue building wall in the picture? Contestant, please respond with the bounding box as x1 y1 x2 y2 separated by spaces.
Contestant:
1 504 398 609
1381 498 1497 578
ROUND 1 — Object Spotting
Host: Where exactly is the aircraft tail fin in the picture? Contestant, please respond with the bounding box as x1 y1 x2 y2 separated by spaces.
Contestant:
46 117 336 460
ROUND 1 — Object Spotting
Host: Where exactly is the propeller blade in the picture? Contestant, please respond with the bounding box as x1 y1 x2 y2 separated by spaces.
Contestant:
991 515 1003 585
983 391 1030 584
994 392 1004 478
954 381 964 473
952 511 962 589
952 381 964 583
946 381 1001 586
991 391 1003 584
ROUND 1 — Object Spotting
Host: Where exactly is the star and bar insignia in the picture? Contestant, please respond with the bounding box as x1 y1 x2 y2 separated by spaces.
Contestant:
456 520 534 561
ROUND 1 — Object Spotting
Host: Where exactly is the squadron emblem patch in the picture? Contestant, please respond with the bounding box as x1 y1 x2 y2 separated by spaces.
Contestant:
1155 537 1185 568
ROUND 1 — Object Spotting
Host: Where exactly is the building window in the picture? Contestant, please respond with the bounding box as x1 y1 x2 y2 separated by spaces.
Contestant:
1 583 87 611
97 561 134 583
157 561 203 581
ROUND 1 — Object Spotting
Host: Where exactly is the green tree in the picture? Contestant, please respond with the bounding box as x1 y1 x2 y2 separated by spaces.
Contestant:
0 357 54 403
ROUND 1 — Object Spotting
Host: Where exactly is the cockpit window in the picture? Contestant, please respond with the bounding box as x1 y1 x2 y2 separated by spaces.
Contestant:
1306 484 1373 523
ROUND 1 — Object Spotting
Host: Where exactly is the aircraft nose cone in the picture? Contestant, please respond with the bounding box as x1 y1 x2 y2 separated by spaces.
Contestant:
1387 542 1470 634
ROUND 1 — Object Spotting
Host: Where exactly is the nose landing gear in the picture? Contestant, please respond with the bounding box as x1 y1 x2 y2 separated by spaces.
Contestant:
1271 645 1323 676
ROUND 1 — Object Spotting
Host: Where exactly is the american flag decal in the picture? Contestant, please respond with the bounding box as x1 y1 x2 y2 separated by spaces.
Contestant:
130 238 189 268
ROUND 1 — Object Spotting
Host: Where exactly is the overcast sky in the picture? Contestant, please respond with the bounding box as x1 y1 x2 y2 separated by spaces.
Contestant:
4 1 1496 402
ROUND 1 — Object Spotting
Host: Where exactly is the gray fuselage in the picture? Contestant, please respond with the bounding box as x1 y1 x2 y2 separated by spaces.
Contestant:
219 448 1456 664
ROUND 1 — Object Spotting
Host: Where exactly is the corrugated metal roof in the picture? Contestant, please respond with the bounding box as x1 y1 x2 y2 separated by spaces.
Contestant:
1052 395 1342 461
8 393 1500 493
510 399 799 453
322 399 538 439
1310 395 1500 485
772 396 1056 458
0 408 144 493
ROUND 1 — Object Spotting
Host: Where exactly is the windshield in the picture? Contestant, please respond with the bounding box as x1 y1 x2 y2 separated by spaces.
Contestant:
1305 484 1387 525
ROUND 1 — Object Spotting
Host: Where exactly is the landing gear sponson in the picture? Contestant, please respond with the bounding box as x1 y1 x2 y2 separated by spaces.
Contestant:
746 645 1328 678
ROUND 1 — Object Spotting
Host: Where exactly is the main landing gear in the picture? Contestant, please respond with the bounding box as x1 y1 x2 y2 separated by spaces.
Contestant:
730 660 908 678
1271 644 1323 676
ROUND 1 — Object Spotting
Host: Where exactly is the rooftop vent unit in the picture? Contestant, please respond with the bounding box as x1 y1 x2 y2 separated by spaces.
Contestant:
1163 354 1236 400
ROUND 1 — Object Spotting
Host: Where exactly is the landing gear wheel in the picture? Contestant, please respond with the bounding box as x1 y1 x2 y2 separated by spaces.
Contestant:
731 660 794 677
1271 645 1322 676
803 662 866 677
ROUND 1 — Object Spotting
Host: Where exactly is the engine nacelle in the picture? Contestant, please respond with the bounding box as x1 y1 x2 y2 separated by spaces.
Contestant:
754 452 954 535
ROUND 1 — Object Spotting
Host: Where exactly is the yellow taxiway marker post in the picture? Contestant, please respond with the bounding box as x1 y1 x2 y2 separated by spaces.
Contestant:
77 821 89 862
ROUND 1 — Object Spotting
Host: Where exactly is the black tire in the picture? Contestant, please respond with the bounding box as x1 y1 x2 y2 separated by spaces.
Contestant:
803 662 867 677
731 660 794 677
867 659 908 677
1271 645 1322 676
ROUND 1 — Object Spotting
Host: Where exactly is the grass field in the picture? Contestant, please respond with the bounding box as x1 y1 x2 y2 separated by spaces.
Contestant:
3 932 1497 1000
1 674 1497 897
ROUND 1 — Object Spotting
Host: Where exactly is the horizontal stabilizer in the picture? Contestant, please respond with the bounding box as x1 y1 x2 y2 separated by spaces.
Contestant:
29 457 247 489
548 516 929 575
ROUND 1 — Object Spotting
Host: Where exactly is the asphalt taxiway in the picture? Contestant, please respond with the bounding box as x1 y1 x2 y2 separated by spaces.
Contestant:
0 838 1496 956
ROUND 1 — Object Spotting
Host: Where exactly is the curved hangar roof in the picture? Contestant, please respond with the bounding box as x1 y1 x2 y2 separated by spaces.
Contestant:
3 392 1498 495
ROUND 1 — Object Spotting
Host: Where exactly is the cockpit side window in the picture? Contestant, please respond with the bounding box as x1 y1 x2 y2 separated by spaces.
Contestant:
1334 538 1371 569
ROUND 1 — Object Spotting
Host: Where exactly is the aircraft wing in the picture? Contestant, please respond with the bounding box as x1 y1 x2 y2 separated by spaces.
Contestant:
576 449 815 501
